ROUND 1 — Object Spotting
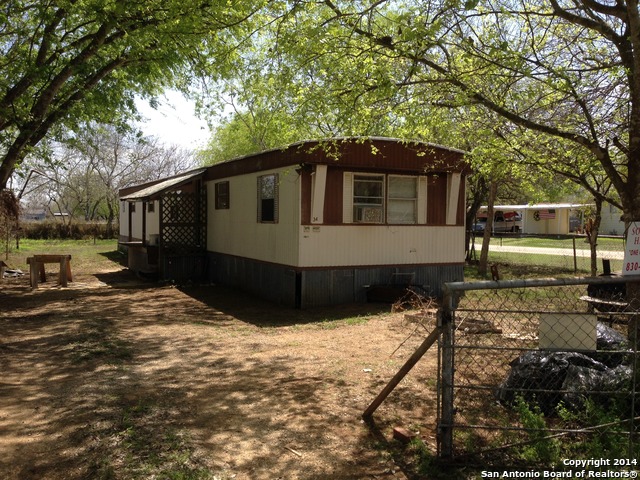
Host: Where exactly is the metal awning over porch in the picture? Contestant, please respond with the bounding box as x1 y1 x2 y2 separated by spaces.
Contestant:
120 168 207 202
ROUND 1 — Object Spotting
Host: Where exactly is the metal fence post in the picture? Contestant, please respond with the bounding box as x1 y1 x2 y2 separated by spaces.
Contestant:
438 283 456 458
628 279 640 457
631 327 638 458
435 276 637 462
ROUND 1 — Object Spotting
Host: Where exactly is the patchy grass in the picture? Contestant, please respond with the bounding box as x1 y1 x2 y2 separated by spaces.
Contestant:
95 398 216 480
4 238 627 478
464 263 575 282
1 254 433 480
69 321 133 364
294 314 373 330
465 252 623 281
467 234 626 279
3 238 123 272
489 235 624 250
468 254 623 279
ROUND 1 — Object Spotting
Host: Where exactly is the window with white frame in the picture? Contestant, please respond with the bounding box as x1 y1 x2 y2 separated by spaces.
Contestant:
346 173 423 224
387 175 417 224
258 174 278 223
215 181 230 209
353 174 384 223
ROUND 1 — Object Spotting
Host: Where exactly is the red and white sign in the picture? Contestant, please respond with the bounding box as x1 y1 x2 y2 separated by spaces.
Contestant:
623 222 640 276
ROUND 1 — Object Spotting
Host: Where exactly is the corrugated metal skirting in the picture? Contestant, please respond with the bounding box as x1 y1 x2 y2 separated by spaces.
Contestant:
209 252 463 308
208 253 298 306
301 265 463 306
162 254 207 284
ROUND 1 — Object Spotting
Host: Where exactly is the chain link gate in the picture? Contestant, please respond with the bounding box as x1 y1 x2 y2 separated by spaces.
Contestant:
437 276 639 466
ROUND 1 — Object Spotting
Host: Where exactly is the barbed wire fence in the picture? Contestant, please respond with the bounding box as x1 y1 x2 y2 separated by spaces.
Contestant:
437 276 639 467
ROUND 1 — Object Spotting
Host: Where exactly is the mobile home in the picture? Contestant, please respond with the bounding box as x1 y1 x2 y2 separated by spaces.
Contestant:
120 137 470 307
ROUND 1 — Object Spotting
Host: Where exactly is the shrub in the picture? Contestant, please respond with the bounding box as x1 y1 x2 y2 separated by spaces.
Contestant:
514 396 561 465
19 221 117 240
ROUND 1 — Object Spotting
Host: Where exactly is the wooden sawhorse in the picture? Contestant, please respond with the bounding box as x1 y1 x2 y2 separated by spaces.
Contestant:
27 254 73 288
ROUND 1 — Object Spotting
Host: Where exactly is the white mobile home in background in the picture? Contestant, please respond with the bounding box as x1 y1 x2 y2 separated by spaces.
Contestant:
477 203 625 236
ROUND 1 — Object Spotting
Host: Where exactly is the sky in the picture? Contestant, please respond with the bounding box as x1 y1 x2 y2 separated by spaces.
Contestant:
135 90 211 151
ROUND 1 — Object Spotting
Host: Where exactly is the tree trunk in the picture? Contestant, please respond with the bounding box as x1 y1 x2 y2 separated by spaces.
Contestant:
465 191 485 262
478 181 497 277
0 146 24 192
106 201 115 239
585 198 603 276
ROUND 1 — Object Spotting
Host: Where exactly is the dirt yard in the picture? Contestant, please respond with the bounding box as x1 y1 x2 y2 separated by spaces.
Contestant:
0 261 441 479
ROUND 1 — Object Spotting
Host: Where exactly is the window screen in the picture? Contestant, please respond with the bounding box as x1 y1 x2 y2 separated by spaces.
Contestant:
353 175 384 223
215 181 230 209
388 176 417 224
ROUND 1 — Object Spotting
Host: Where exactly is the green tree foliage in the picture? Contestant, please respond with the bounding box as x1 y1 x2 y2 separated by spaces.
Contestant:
259 0 640 222
199 2 566 276
0 0 267 191
197 32 405 163
201 2 602 212
198 70 317 164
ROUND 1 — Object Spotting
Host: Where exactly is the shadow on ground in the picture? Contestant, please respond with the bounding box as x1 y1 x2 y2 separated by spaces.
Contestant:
177 283 392 327
0 274 440 479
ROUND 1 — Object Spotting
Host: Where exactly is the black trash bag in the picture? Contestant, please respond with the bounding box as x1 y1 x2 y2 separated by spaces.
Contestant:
590 322 630 367
496 350 608 415
561 364 633 413
596 322 627 349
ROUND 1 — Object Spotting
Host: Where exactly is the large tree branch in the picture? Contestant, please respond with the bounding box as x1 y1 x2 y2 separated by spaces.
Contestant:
550 0 635 81
0 21 118 131
322 1 629 198
35 7 67 67
30 24 114 123
549 0 622 42
580 0 628 21
0 53 131 189
496 128 622 209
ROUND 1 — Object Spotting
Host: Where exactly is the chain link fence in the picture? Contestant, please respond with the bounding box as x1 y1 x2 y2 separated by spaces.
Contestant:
468 234 627 274
437 276 639 467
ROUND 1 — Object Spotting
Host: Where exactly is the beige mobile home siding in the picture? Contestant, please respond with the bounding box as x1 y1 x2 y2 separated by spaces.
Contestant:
118 200 160 243
207 167 300 266
130 201 144 240
146 201 160 242
523 208 570 235
298 225 463 267
119 201 129 240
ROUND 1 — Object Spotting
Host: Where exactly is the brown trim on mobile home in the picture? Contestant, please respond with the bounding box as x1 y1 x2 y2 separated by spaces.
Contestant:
204 137 469 182
427 174 447 225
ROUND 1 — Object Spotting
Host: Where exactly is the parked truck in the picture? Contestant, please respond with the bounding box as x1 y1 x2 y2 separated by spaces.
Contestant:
472 210 522 233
